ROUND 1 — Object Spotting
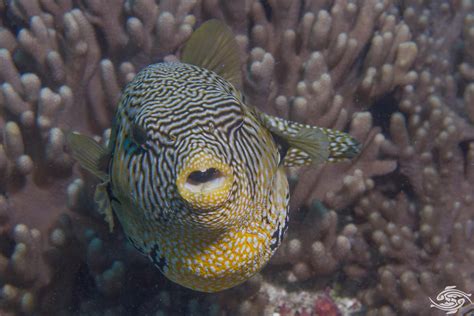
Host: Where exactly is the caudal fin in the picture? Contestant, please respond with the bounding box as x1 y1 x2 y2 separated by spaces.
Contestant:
321 128 361 162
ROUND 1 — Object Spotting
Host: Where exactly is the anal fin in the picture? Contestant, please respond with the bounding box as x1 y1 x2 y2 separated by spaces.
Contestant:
94 182 115 232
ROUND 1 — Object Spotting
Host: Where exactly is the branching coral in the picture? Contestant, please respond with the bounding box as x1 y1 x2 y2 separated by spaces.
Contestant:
0 0 473 315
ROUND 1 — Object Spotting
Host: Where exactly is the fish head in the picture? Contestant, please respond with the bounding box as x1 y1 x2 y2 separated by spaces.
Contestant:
110 62 280 234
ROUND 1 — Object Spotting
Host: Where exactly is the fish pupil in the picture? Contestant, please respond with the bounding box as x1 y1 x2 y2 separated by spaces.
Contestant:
187 168 221 184
131 123 147 145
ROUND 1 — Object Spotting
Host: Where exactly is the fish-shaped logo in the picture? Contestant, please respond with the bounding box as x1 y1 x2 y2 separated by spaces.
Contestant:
430 286 473 315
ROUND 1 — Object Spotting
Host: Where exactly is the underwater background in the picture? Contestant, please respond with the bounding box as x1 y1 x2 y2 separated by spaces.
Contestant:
0 0 473 315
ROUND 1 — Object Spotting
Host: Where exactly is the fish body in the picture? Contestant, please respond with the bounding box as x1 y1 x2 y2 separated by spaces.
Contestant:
67 20 360 292
109 61 288 291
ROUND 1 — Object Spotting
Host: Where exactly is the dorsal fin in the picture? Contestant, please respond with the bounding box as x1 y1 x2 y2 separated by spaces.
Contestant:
181 19 242 88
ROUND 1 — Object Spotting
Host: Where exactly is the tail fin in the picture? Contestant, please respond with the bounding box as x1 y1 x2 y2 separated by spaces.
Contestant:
320 128 361 162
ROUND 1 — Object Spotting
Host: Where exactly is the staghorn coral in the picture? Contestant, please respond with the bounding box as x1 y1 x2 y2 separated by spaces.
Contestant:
0 0 473 315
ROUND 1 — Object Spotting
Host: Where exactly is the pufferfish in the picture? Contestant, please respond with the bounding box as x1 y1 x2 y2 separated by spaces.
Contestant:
67 20 360 292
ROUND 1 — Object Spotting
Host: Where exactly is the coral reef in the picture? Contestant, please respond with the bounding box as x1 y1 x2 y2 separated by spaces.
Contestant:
0 0 473 315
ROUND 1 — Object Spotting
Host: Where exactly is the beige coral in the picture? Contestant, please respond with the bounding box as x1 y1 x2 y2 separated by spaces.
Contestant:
0 0 473 315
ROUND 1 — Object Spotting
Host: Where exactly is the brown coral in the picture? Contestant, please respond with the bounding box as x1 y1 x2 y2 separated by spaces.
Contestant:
0 0 473 315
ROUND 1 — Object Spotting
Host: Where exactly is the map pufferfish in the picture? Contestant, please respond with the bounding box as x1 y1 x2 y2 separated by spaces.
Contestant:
67 20 360 293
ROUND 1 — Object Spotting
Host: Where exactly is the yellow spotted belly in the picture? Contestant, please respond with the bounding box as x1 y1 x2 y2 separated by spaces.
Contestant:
161 229 270 292
157 168 288 292
110 128 289 292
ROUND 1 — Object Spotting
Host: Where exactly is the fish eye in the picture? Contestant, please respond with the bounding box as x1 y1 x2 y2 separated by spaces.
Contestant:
186 168 223 186
131 123 147 146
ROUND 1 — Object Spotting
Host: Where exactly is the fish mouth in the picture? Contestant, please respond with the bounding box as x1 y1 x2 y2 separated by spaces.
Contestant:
184 168 227 193
176 153 234 211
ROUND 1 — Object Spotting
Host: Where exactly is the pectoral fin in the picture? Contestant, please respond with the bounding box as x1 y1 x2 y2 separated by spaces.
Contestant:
66 132 110 181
